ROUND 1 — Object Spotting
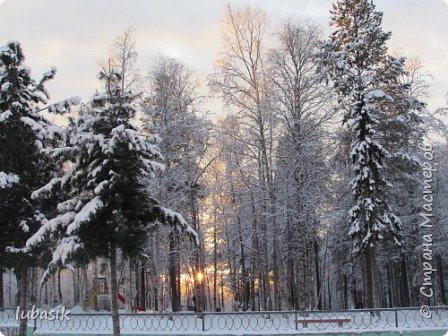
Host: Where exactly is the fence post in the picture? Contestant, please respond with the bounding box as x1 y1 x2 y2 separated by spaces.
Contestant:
202 312 206 332
295 311 298 330
394 309 398 328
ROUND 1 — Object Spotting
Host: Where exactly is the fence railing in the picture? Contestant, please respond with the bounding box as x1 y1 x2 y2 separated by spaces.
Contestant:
1 306 448 334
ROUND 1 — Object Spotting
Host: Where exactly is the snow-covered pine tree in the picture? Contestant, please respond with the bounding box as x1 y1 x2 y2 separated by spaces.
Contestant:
0 41 67 336
26 64 197 336
375 56 426 307
322 0 404 308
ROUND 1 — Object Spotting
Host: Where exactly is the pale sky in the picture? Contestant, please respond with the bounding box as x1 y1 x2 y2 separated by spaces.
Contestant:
0 0 447 114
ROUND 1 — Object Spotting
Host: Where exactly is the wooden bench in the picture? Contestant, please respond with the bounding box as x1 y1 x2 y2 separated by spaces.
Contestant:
296 318 351 327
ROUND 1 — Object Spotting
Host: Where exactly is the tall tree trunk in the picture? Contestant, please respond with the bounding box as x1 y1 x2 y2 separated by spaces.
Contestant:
412 225 424 306
73 269 78 305
82 268 88 307
139 258 146 311
93 259 98 311
327 270 332 310
400 255 411 307
314 240 322 310
128 258 133 311
364 245 376 308
213 219 218 311
297 220 308 310
397 262 404 306
288 251 296 309
193 254 205 312
0 267 3 308
250 193 261 311
169 233 181 312
206 272 212 310
237 216 250 311
255 189 271 311
269 190 281 311
50 273 56 307
18 266 28 336
387 265 393 307
110 244 121 336
190 190 205 312
57 268 63 304
261 201 271 310
44 278 49 305
221 272 225 311
343 273 348 310
286 216 296 310
350 258 356 309
436 255 446 305
9 270 13 306
134 261 139 309
153 228 161 311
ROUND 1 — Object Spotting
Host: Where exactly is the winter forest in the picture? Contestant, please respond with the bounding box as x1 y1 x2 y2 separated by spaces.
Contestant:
1 0 448 333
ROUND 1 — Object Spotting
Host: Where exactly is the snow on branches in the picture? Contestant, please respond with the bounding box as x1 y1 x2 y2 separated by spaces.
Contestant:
322 0 404 254
25 68 197 274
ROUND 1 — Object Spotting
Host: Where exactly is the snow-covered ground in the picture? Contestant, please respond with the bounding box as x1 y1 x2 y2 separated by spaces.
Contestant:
1 308 448 335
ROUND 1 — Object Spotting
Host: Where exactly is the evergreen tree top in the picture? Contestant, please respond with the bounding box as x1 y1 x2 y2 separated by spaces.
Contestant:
325 0 392 94
322 1 409 255
1 41 55 124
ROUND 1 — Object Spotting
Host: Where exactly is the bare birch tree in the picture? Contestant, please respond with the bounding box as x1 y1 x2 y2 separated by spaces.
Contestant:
268 20 335 310
209 5 282 310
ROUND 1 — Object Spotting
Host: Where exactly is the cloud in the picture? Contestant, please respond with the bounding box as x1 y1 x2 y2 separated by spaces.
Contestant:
0 0 446 110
